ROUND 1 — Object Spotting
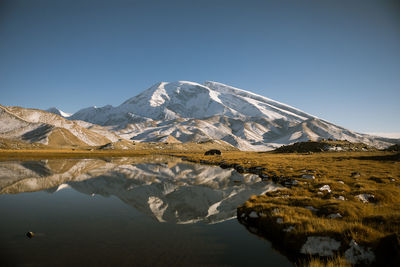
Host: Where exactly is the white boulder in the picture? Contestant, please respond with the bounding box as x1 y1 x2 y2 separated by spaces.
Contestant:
319 185 332 193
356 194 375 203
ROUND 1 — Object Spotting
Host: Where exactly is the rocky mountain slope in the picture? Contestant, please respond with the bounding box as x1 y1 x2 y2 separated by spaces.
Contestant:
0 105 113 147
70 81 398 150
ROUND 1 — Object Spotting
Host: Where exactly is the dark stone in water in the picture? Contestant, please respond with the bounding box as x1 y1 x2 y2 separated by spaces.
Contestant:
219 163 231 169
235 166 245 173
26 231 35 238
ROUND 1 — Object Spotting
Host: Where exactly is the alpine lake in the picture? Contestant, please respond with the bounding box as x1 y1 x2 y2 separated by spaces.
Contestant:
0 156 292 266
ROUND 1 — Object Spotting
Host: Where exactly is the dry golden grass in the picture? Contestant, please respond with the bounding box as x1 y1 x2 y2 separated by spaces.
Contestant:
0 138 237 160
176 150 400 265
47 128 88 147
296 255 351 267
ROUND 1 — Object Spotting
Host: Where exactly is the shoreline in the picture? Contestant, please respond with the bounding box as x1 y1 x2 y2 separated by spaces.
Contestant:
1 149 399 266
0 149 155 160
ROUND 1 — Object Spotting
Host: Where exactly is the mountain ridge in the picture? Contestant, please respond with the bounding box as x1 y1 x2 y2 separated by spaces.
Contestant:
0 105 113 147
68 81 398 150
1 81 398 150
70 81 316 124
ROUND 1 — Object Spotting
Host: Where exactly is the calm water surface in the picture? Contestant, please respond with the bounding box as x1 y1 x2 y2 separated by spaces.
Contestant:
0 157 292 266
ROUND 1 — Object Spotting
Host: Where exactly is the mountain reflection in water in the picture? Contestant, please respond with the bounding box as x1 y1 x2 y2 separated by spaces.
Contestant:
0 157 281 224
0 157 293 266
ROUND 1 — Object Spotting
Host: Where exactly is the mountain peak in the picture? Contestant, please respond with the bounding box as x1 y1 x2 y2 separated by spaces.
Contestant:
67 81 399 150
73 80 316 124
46 107 72 118
118 81 226 120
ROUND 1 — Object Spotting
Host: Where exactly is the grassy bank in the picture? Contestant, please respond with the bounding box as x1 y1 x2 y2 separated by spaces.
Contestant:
176 151 400 266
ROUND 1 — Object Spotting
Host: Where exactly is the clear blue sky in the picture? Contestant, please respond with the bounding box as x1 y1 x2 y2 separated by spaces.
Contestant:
1 0 399 133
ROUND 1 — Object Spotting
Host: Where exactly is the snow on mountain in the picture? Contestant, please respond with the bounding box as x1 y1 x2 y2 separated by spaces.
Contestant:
71 81 315 124
0 105 52 144
203 81 315 121
69 81 399 150
367 132 400 139
46 107 72 118
0 105 112 146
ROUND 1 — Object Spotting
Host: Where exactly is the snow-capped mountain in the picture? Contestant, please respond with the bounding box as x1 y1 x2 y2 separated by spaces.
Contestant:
70 81 398 150
46 107 72 118
71 81 315 124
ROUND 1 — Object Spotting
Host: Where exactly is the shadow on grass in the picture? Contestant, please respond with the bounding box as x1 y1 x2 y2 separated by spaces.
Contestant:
353 153 400 162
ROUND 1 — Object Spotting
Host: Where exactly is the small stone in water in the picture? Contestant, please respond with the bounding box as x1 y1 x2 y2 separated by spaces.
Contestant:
26 231 35 238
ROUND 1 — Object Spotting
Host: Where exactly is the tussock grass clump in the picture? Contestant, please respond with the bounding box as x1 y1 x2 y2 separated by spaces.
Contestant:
296 255 351 267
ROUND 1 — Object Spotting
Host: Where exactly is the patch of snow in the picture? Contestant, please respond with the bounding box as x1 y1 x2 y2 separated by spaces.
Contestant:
300 236 341 256
302 174 315 179
46 107 72 117
289 131 303 141
367 132 400 139
336 196 345 201
149 82 169 107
